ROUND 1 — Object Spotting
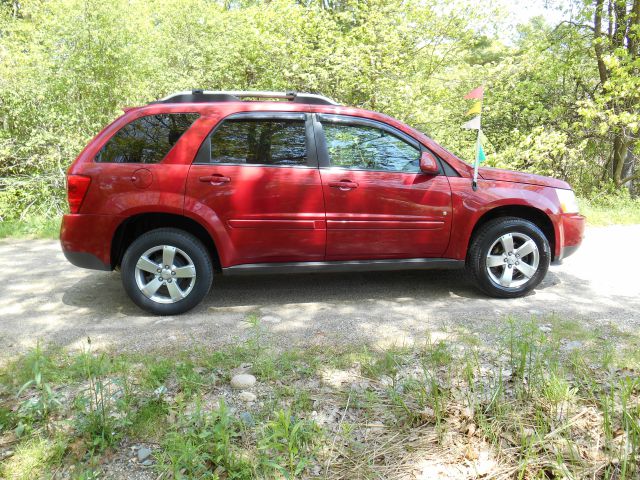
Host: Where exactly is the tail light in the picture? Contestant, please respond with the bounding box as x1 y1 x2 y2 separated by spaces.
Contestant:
67 175 91 214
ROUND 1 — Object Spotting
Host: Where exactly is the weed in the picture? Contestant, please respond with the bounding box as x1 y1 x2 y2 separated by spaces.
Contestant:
0 406 17 433
244 313 264 354
142 358 173 388
616 376 640 477
73 339 128 453
291 389 313 412
421 339 453 367
209 343 261 372
175 361 205 396
15 342 61 432
259 409 320 478
1 315 638 479
541 373 577 424
253 355 278 381
128 398 169 440
361 347 410 382
72 468 102 480
160 399 253 479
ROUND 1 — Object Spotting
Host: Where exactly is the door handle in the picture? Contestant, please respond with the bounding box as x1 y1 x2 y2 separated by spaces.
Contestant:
199 174 231 185
328 180 358 190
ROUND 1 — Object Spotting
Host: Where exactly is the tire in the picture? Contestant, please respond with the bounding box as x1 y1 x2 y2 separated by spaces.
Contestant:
121 228 213 315
467 217 551 298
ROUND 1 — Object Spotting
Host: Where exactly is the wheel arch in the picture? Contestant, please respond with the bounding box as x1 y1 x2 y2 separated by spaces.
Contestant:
111 213 221 271
467 205 556 261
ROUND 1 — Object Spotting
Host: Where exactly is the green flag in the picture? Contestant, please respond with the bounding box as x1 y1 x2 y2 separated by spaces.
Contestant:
478 143 486 163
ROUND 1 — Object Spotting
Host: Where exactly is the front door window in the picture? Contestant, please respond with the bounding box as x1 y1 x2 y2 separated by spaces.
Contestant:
322 123 420 173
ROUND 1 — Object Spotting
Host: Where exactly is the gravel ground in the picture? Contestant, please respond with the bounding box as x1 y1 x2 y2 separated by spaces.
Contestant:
1 225 639 359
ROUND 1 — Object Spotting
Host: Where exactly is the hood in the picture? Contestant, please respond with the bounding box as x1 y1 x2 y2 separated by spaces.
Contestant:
478 167 571 190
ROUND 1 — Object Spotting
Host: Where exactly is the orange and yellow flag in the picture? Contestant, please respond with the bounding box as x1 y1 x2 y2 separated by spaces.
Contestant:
466 101 482 116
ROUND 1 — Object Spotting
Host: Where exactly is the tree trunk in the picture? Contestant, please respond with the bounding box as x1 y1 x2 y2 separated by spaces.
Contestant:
593 0 609 84
620 149 636 195
612 134 639 192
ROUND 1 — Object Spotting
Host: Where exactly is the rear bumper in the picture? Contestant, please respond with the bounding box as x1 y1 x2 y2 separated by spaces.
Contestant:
60 214 122 271
62 249 111 271
553 213 585 265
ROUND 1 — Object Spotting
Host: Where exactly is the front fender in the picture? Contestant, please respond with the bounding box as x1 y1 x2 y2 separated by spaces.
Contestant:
444 178 562 260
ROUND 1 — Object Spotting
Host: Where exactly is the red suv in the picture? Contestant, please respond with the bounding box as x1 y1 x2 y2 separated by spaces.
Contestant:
60 90 585 315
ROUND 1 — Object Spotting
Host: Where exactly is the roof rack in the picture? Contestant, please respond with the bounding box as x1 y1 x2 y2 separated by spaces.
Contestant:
152 90 340 106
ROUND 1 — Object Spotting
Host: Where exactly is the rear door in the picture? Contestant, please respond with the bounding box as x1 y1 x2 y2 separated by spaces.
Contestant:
185 112 326 266
316 114 452 260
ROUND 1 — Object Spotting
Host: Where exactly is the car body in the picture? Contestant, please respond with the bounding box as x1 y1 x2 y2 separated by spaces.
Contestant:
60 91 585 314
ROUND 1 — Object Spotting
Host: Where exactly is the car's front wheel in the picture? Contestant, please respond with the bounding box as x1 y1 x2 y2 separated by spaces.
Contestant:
467 217 551 298
121 228 213 315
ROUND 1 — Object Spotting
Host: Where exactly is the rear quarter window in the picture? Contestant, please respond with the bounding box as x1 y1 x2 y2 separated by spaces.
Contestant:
96 113 199 163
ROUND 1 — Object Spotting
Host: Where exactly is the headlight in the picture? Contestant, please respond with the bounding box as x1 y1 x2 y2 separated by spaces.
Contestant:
555 189 579 214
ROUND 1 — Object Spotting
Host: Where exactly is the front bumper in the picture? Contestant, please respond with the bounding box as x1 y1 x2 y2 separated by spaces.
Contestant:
60 214 122 271
552 213 585 265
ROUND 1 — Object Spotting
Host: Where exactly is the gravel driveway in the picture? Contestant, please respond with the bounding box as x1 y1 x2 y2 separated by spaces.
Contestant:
1 225 639 359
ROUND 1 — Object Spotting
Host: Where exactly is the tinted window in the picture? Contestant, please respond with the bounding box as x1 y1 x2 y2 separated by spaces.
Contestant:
97 113 199 164
209 119 307 166
322 123 420 172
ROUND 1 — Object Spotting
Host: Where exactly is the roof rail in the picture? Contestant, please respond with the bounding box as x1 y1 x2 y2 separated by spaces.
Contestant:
152 90 340 106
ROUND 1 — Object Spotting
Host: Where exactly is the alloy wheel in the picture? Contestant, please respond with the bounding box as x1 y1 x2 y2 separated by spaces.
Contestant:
134 245 197 303
486 232 540 289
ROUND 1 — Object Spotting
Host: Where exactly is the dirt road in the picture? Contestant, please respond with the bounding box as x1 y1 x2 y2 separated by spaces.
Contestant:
1 225 638 359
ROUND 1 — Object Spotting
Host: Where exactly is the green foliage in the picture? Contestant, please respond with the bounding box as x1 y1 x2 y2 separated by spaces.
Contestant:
361 346 410 381
160 399 254 479
127 398 169 440
3 0 637 224
0 435 68 480
142 358 174 389
175 361 206 397
1 319 640 478
0 215 60 238
15 342 61 431
258 409 321 478
72 340 130 453
579 191 640 226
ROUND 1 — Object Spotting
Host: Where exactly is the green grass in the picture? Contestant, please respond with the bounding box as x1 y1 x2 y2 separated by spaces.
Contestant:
579 195 640 226
0 435 67 480
0 216 60 239
128 399 169 441
1 317 640 479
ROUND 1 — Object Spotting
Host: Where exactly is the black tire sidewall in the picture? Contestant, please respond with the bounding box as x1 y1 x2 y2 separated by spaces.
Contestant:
468 218 551 298
121 228 213 315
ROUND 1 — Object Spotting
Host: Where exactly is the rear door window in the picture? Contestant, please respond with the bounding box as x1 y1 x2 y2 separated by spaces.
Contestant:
203 118 308 166
97 113 199 163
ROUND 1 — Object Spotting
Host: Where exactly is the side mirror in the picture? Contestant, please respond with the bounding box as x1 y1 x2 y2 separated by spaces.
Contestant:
419 151 439 174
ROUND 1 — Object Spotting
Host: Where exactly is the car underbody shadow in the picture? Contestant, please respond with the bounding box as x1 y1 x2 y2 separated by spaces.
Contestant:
61 267 502 314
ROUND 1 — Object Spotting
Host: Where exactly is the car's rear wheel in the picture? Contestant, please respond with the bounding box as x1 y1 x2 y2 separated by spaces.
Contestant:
121 228 213 315
467 217 550 298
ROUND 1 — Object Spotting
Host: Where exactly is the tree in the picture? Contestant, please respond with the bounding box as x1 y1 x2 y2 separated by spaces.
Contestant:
0 0 638 221
575 0 640 189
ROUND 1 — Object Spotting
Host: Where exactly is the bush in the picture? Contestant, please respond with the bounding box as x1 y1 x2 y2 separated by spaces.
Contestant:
579 191 640 226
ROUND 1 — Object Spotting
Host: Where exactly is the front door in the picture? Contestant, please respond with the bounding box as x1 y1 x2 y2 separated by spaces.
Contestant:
316 114 452 260
185 112 326 266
